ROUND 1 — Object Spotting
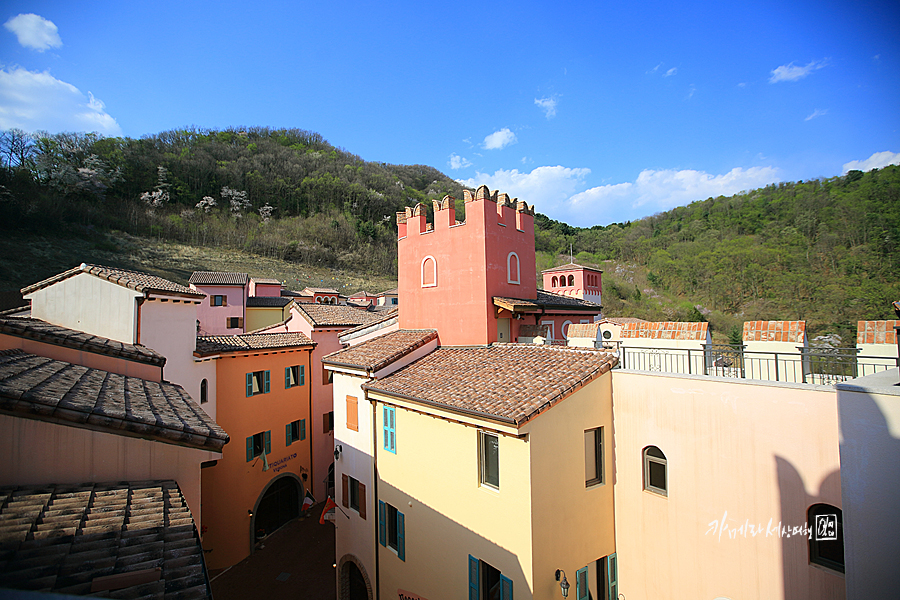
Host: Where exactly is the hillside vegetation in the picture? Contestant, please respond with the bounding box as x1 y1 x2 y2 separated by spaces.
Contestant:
1 127 897 341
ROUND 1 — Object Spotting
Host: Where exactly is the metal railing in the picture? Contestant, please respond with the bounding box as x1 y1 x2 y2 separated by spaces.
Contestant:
615 344 898 385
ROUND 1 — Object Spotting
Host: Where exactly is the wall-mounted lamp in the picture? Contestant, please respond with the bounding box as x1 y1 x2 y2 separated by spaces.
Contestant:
248 509 253 518
555 569 569 598
334 444 342 461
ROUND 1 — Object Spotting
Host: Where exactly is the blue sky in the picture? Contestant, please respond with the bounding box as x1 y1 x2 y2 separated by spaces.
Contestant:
1 1 898 226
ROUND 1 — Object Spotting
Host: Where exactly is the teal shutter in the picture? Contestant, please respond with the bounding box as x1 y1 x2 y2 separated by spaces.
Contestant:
383 407 389 451
246 373 253 397
300 419 306 441
264 430 271 454
285 367 291 388
576 567 588 600
264 370 271 393
383 407 396 453
397 511 405 561
286 423 293 445
500 574 513 600
379 500 386 546
299 365 305 385
468 555 479 600
246 436 253 461
607 554 617 600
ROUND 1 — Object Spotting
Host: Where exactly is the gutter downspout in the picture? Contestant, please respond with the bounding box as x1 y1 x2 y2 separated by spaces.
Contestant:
369 386 380 600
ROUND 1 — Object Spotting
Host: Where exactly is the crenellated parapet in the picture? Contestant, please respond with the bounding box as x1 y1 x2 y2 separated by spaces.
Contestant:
398 186 534 239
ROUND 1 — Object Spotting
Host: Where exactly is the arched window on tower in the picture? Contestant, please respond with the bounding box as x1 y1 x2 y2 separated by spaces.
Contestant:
568 274 575 286
200 379 208 404
507 252 520 284
552 276 558 287
421 256 437 287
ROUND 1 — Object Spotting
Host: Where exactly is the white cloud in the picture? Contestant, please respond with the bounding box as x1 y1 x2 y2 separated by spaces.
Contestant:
534 97 558 119
842 151 900 174
4 14 62 51
686 85 696 99
0 66 122 135
456 165 590 214
664 67 677 77
805 108 827 121
449 153 472 170
482 128 517 150
769 59 828 83
567 166 781 222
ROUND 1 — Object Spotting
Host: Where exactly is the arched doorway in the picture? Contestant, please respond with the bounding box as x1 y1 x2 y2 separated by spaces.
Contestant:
339 555 372 600
253 475 301 540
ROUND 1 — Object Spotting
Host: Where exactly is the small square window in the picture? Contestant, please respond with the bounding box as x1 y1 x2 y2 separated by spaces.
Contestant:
286 419 304 445
211 295 226 306
323 411 334 433
342 474 366 519
245 430 270 461
285 365 305 388
227 316 243 329
479 431 499 489
643 446 667 496
585 427 603 487
245 370 270 397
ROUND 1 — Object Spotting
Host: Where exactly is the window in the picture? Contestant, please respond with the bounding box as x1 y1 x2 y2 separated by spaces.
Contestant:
468 555 512 600
421 255 437 287
226 316 243 329
342 474 366 519
200 379 208 404
245 430 271 461
643 446 667 496
391 297 398 305
347 396 358 432
479 431 499 489
323 411 334 433
383 406 396 453
568 274 575 286
585 427 603 487
378 500 405 561
245 370 271 397
552 276 558 287
808 504 844 572
211 295 226 306
285 365 305 388
286 419 305 445
323 367 333 385
507 252 520 284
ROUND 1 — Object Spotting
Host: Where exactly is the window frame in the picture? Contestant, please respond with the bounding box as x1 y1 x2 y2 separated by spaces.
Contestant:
468 555 512 600
211 294 227 307
378 500 405 561
479 431 500 490
585 427 603 487
286 419 305 445
421 255 437 288
383 406 396 453
808 504 844 573
226 316 243 329
285 365 305 388
643 445 667 496
507 252 520 284
245 430 271 462
245 370 271 397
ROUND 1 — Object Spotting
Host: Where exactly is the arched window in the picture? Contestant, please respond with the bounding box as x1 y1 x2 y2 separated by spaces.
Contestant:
200 379 208 404
808 504 844 572
507 252 520 284
552 276 558 287
421 256 437 287
562 320 573 339
568 274 575 286
643 446 667 496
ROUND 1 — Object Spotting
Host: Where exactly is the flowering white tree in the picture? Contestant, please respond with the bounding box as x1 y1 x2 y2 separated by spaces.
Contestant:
196 196 217 213
259 203 274 222
221 186 250 215
141 166 170 208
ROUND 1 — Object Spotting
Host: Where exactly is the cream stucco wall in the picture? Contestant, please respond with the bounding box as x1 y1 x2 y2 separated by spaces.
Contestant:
611 370 844 600
26 272 141 343
0 414 210 524
836 369 900 600
523 372 616 599
372 396 532 600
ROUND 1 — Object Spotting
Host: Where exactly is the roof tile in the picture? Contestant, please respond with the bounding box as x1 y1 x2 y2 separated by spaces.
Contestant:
195 332 314 355
856 320 900 345
324 329 437 372
22 264 203 299
188 271 249 285
742 320 806 343
620 321 709 341
295 304 383 327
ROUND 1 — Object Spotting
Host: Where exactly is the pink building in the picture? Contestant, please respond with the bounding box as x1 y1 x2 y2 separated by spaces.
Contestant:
542 262 603 305
250 276 283 297
190 271 250 335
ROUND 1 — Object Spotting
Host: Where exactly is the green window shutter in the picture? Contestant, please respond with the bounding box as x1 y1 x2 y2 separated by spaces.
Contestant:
299 365 305 385
286 423 293 445
500 574 513 600
379 501 386 546
264 370 271 393
246 436 253 462
264 430 271 454
246 373 253 397
468 555 479 600
397 511 405 561
300 419 306 441
285 367 291 389
383 407 389 451
607 554 617 600
576 567 588 600
384 406 396 453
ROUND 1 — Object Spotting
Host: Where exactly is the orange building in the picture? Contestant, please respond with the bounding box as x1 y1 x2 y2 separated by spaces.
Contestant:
195 332 316 570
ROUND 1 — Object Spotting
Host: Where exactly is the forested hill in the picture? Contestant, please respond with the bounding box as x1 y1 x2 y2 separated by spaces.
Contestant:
1 126 898 338
534 166 900 338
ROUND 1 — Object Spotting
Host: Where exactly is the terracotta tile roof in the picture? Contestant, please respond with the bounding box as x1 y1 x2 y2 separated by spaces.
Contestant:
566 322 601 338
856 320 900 345
541 262 603 273
246 296 292 308
339 307 399 337
599 317 648 325
303 287 339 294
295 304 381 327
0 480 211 599
252 277 281 285
621 321 709 341
22 264 203 299
195 332 314 355
377 288 398 296
349 291 376 298
324 329 437 372
188 271 249 285
0 317 166 366
0 349 228 451
494 290 602 313
742 320 806 343
364 345 617 426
